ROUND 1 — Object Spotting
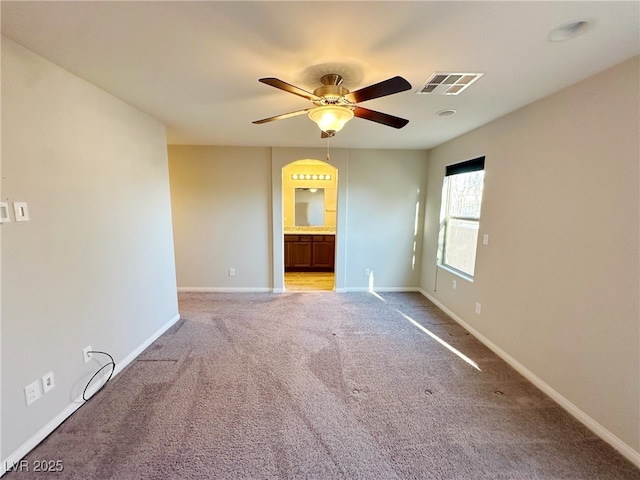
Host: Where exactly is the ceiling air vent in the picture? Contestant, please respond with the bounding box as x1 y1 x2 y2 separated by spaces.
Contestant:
417 72 483 95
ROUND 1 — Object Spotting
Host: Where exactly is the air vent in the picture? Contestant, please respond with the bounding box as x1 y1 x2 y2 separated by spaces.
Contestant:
417 72 483 95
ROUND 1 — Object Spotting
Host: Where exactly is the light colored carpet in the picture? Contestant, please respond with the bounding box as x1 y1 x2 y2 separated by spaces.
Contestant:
10 292 639 479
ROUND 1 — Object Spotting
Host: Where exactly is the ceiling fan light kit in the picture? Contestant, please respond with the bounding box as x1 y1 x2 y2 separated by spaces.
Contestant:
253 73 411 137
308 105 354 134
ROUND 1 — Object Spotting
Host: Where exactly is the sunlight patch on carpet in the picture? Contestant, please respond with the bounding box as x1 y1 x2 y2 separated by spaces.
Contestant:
369 290 481 371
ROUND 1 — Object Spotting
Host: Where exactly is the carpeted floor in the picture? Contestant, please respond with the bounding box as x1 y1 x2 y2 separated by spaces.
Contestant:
9 292 640 479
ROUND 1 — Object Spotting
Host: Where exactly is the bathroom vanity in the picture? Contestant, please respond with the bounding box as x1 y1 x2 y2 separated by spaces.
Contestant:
284 233 335 272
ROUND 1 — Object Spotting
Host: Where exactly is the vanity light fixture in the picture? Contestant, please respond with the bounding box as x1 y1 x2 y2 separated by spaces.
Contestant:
291 173 333 181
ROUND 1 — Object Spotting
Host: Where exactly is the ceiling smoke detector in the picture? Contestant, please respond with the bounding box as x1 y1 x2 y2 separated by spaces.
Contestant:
417 72 483 95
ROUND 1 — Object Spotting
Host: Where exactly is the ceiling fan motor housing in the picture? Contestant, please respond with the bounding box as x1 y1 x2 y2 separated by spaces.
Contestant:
313 85 351 105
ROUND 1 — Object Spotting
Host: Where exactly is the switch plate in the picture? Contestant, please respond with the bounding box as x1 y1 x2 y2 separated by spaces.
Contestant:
228 268 236 277
452 280 457 289
13 202 29 222
0 202 10 223
364 268 371 277
82 345 93 364
42 372 55 393
25 381 41 406
483 234 489 245
475 303 482 314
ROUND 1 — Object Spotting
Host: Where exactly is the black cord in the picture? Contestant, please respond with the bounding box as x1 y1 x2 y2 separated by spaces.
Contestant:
82 351 115 402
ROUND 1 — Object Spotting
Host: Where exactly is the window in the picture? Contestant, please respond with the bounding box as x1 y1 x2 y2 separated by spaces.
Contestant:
438 156 485 278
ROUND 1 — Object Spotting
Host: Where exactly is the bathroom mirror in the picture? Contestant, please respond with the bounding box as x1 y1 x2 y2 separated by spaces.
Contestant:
295 188 325 226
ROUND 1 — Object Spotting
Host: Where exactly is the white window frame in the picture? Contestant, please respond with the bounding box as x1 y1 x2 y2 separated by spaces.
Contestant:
437 156 485 280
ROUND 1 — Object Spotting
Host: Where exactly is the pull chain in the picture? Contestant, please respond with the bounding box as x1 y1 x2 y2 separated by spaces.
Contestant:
326 136 331 162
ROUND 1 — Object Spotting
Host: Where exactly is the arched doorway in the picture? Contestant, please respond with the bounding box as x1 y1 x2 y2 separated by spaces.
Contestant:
283 160 337 291
270 147 347 293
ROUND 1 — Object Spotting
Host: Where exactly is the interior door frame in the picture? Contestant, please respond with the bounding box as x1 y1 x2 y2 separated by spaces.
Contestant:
271 147 348 292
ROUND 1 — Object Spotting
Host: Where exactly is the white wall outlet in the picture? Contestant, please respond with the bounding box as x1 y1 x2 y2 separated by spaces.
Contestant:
24 380 41 406
82 345 93 364
364 268 371 277
228 268 236 277
13 202 29 222
452 280 457 289
42 372 55 393
475 302 482 314
483 234 489 245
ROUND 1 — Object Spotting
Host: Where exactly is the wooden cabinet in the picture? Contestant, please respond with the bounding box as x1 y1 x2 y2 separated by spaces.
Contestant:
312 236 335 268
284 234 335 272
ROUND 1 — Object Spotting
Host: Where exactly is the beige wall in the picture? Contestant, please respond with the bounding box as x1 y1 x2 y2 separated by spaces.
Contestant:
420 56 640 459
168 146 272 291
168 147 428 292
1 38 179 463
346 149 428 290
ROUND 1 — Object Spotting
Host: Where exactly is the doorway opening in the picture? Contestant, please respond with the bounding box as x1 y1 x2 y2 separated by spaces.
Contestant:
282 159 338 291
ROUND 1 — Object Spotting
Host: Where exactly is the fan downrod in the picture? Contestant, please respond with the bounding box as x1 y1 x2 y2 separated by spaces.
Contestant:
320 74 344 86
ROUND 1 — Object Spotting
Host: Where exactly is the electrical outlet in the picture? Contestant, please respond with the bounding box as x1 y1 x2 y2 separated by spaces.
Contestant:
364 268 370 277
475 303 482 314
42 372 55 393
24 381 41 406
452 280 457 289
483 234 489 245
228 268 236 277
82 345 93 364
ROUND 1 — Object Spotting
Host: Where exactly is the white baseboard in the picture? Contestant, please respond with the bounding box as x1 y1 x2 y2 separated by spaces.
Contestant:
177 287 272 293
346 287 422 293
178 286 422 294
1 313 181 477
418 289 640 468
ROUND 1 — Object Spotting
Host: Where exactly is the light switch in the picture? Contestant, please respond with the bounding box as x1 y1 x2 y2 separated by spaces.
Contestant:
482 234 489 245
0 203 10 223
13 202 29 222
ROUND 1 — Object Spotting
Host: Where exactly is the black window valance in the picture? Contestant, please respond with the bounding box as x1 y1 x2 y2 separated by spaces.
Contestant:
445 156 485 176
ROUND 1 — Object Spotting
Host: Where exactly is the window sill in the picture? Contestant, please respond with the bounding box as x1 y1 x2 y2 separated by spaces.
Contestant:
438 264 474 283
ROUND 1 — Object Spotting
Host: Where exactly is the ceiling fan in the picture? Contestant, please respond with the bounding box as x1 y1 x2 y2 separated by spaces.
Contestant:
253 74 412 137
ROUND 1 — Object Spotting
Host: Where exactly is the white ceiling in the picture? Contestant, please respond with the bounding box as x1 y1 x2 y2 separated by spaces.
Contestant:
2 1 638 150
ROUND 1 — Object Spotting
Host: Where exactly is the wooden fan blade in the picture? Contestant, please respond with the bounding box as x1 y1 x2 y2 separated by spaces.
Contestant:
353 107 409 129
345 76 412 104
252 109 311 124
259 78 321 101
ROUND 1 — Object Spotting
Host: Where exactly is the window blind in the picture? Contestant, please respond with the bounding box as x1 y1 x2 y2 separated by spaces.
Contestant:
445 156 485 176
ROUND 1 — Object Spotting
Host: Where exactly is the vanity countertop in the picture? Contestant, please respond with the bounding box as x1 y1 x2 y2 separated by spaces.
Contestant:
284 226 336 235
